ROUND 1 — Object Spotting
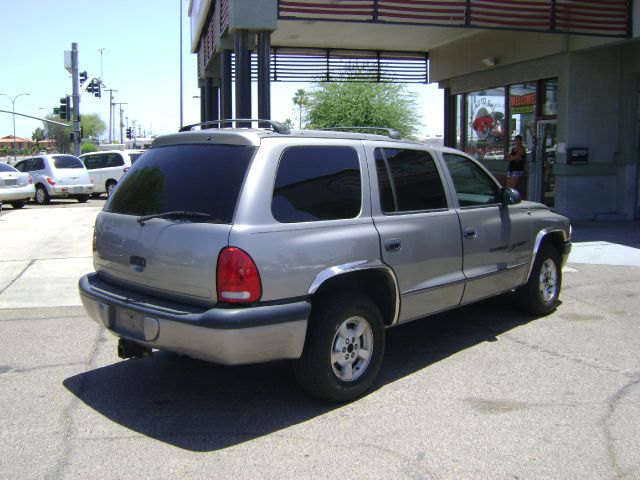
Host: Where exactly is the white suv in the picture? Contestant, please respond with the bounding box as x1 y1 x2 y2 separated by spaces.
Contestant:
80 150 145 197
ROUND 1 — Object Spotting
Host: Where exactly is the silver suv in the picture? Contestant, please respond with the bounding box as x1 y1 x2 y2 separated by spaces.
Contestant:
79 121 571 402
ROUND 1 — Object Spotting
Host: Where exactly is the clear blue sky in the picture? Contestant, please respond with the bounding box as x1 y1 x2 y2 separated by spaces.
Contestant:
0 0 443 142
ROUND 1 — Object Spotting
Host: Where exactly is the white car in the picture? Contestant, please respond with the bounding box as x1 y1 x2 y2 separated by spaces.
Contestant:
0 162 35 209
14 154 93 204
80 150 145 197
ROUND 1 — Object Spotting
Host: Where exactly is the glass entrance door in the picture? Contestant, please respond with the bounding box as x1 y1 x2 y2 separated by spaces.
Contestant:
530 120 557 207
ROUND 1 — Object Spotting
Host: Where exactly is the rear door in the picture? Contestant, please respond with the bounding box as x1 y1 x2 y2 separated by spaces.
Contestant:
51 155 90 188
95 142 257 306
440 151 531 303
370 145 464 323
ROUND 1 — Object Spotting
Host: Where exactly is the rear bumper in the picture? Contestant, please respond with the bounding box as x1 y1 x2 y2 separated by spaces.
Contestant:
51 184 93 196
0 185 35 202
79 273 310 365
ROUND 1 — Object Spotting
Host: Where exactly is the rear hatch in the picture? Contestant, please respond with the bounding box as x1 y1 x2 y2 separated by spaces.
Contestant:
94 142 257 306
51 155 91 186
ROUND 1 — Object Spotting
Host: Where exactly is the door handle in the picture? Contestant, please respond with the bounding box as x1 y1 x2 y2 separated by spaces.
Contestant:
384 238 402 252
463 228 477 239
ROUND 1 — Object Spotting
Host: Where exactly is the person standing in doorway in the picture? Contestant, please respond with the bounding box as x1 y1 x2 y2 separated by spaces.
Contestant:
505 135 526 189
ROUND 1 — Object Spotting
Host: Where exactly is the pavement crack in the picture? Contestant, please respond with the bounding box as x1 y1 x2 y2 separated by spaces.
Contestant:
603 375 640 479
44 326 107 480
0 259 35 296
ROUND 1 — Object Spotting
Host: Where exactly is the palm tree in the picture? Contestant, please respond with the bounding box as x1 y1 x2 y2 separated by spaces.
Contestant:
292 89 309 129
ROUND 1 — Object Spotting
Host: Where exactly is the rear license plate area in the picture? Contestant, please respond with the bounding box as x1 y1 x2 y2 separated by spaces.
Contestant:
112 308 145 340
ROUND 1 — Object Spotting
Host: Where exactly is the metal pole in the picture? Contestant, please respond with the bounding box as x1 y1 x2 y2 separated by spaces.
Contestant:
97 48 106 81
234 30 251 124
257 31 271 122
71 43 81 157
179 0 184 128
0 92 30 163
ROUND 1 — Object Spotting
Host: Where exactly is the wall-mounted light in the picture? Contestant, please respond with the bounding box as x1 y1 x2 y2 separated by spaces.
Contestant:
481 57 496 67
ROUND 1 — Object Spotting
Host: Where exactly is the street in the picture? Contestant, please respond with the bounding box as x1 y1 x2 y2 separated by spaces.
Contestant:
0 200 639 479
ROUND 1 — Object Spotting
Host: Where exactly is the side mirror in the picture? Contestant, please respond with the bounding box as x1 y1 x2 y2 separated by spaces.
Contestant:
500 187 521 206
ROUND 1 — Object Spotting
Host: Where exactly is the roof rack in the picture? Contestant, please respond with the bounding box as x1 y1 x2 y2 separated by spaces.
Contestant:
179 119 290 135
318 126 402 140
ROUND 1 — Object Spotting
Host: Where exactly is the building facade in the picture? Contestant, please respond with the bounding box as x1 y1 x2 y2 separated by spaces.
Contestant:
189 0 640 221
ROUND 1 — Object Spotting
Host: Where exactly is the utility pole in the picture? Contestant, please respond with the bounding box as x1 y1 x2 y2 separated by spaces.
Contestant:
103 89 117 143
70 43 81 156
114 102 127 143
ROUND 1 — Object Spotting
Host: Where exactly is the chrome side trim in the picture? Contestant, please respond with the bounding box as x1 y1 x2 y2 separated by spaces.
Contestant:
525 227 569 282
308 260 401 325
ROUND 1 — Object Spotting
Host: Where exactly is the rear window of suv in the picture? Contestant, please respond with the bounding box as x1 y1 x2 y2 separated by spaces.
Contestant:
105 144 256 223
53 155 84 169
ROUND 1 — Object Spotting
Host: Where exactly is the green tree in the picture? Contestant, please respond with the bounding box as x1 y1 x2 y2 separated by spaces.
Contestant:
292 89 309 129
80 113 106 140
43 115 70 153
81 143 99 154
305 82 420 138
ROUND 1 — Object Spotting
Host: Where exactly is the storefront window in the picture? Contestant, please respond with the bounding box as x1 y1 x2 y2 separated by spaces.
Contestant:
541 79 558 116
508 82 536 157
465 88 505 163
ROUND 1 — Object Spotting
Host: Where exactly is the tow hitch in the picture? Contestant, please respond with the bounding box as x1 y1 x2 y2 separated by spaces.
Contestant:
117 338 152 359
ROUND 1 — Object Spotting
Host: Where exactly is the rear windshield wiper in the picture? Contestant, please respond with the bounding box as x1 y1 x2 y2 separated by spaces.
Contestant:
137 211 212 224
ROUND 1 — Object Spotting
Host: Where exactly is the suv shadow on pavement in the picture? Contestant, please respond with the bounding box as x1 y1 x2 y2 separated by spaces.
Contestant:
63 296 537 452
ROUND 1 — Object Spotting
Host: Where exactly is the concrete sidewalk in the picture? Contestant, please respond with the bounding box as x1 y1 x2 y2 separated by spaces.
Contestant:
568 221 640 267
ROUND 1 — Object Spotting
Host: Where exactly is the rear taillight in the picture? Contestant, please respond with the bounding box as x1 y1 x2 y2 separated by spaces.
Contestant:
28 176 33 184
123 167 129 173
46 177 55 186
216 247 262 303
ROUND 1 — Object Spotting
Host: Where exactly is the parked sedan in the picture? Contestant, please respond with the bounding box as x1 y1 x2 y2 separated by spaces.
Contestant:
14 154 93 204
0 162 35 209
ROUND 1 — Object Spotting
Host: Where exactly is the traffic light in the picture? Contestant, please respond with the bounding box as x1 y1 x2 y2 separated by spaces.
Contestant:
59 96 70 120
92 79 101 98
126 127 132 139
79 71 88 84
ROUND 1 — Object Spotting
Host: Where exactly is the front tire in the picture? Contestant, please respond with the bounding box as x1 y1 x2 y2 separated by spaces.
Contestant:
294 293 385 402
10 201 26 209
516 244 562 315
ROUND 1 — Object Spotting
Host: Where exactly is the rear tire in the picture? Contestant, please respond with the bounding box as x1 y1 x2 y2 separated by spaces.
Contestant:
76 194 90 203
294 293 385 402
106 180 117 197
10 201 25 209
35 185 50 205
516 243 561 315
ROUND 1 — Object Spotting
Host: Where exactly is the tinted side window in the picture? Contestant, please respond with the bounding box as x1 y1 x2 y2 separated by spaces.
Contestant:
107 153 125 167
272 146 361 223
34 158 45 170
443 153 500 207
129 153 144 163
375 148 447 213
82 155 102 170
13 161 26 172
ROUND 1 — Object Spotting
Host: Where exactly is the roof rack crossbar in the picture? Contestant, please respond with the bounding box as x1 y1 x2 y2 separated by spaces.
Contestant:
179 119 290 135
318 126 401 140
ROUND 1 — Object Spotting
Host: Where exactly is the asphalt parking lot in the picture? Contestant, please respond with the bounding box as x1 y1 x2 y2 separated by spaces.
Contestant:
0 200 639 479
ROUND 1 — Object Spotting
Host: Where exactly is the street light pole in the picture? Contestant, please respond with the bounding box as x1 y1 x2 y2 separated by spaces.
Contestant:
0 92 30 164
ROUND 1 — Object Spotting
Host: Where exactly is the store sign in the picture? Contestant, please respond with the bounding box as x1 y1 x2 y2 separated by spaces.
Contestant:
510 92 536 114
